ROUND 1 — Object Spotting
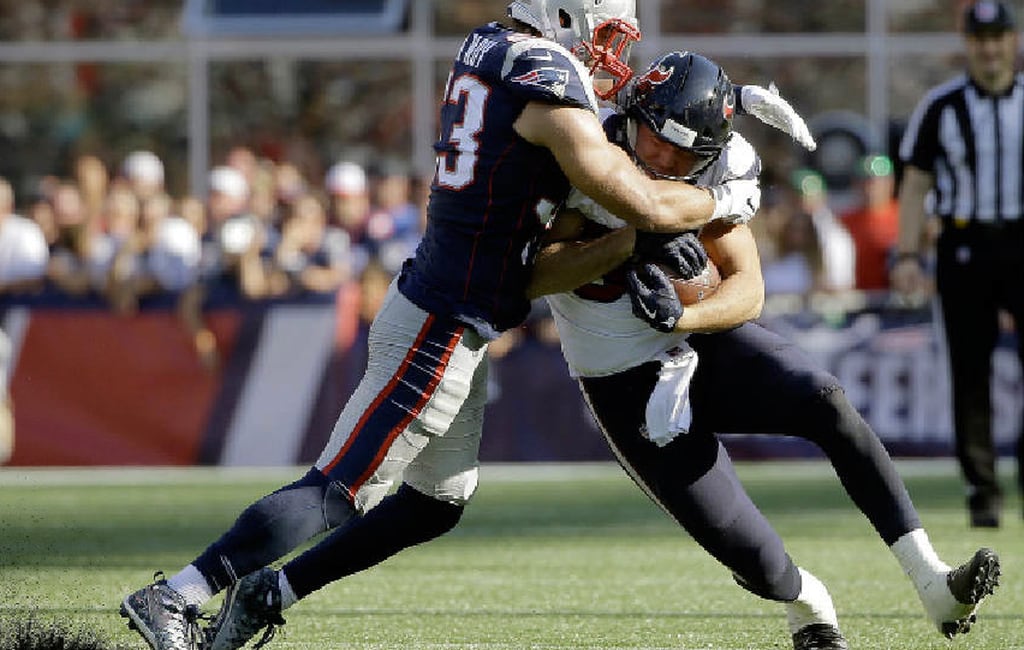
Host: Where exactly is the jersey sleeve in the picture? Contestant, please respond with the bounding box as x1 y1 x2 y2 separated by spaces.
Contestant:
500 38 597 112
899 94 943 173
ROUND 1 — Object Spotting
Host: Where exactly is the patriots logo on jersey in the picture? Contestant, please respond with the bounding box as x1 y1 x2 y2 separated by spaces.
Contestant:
511 67 570 98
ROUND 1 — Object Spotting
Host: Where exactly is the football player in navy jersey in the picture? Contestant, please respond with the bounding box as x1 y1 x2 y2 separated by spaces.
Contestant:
118 3 770 650
530 52 1000 648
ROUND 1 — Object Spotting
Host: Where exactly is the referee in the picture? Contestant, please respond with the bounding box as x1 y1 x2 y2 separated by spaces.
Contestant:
893 0 1024 528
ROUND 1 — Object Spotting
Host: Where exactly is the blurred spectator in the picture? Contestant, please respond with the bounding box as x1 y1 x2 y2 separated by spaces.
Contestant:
790 168 856 292
839 155 900 291
367 160 424 274
205 164 270 299
270 193 346 296
272 161 309 223
121 150 165 201
226 146 260 187
356 257 394 325
106 191 201 314
0 177 49 294
149 198 202 294
177 195 208 239
168 195 218 371
324 160 373 277
74 154 110 223
761 202 822 295
247 159 280 229
27 198 58 251
46 181 100 297
95 183 142 308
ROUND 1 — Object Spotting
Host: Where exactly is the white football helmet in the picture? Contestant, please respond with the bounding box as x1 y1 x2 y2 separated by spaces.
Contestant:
507 0 640 99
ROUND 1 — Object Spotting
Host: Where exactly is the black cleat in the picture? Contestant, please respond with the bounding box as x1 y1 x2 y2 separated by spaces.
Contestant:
939 547 1001 638
792 623 848 650
203 567 285 650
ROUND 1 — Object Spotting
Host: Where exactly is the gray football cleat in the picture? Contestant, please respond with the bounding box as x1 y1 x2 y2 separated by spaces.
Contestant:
203 567 286 650
120 572 204 650
939 547 1001 638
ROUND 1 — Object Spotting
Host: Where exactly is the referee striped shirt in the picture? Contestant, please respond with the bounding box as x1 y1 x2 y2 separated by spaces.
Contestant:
899 72 1024 223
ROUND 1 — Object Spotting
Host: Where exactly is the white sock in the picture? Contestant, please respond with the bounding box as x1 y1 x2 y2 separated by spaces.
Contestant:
166 564 215 608
279 570 298 610
784 568 839 635
890 528 951 592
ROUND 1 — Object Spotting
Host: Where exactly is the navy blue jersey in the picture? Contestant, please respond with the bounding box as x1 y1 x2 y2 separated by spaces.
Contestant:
398 22 597 340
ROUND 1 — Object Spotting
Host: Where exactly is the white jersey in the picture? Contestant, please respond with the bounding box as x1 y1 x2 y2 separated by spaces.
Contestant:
545 128 759 378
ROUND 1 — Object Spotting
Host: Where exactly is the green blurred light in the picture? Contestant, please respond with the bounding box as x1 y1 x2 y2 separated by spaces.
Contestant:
861 155 893 177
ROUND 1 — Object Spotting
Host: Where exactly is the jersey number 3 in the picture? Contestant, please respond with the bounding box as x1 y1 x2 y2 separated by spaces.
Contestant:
436 74 489 190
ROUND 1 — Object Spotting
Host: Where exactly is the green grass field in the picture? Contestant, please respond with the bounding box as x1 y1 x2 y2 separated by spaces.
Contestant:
0 460 1020 650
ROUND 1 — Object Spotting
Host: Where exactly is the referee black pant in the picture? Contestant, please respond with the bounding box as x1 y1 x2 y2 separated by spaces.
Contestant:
936 218 1024 503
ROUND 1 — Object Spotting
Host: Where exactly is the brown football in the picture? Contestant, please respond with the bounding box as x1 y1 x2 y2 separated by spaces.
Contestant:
658 260 722 305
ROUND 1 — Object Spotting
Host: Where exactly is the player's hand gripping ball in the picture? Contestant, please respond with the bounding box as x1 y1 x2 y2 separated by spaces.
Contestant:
633 230 721 305
657 258 722 305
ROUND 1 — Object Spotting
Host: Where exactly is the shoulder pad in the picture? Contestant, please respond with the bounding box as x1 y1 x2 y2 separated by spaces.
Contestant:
500 37 598 112
698 132 761 185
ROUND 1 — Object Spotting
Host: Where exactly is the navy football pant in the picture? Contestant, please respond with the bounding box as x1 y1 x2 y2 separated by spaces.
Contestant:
581 368 801 601
579 321 921 600
687 321 921 544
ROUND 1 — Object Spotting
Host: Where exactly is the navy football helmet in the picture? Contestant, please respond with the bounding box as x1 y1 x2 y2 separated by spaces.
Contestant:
623 51 735 179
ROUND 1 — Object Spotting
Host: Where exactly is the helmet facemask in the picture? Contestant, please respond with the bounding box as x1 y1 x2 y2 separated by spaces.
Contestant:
577 17 641 100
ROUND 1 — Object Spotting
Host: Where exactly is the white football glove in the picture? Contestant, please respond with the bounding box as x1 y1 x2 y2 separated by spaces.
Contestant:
709 178 761 225
740 83 817 152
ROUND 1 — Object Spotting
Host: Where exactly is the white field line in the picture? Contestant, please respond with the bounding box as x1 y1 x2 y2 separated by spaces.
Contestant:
0 458 980 487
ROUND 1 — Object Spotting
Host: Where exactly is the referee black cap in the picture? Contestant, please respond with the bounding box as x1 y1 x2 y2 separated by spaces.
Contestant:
963 1 1016 34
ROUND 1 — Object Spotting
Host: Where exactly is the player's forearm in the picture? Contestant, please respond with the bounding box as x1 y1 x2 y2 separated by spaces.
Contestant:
517 103 716 233
896 166 932 255
526 227 635 299
572 154 716 233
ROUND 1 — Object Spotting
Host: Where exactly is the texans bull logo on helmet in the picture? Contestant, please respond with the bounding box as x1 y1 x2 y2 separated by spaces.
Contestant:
634 63 673 97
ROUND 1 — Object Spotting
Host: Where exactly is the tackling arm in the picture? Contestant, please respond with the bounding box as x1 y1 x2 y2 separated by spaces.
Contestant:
515 102 756 231
526 208 635 299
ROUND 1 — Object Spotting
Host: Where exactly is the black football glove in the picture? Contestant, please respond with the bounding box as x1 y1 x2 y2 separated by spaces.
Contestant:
626 262 683 333
633 230 708 280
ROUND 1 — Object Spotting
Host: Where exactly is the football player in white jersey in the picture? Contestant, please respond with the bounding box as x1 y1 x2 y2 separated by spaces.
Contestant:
530 51 1000 649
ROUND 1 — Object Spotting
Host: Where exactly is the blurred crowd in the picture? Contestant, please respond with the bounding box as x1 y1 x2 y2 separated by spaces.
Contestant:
754 154 928 310
0 146 920 325
0 147 428 365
